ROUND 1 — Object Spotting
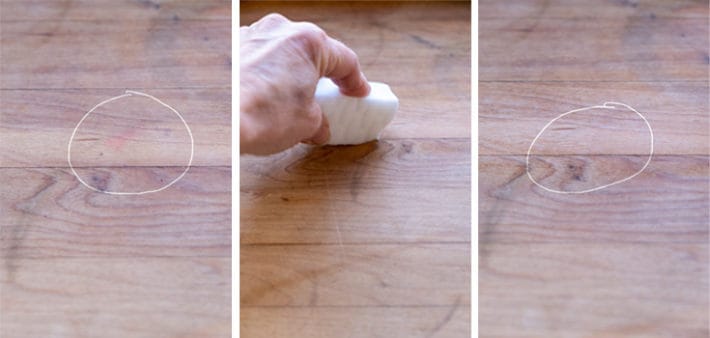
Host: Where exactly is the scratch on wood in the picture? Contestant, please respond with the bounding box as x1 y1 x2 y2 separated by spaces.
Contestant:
616 0 640 8
479 161 526 263
426 297 461 337
409 34 440 49
346 141 378 201
325 178 346 261
241 263 343 305
30 0 71 46
364 22 385 67
3 171 57 282
508 0 549 42
136 0 161 10
309 278 319 306
349 164 365 201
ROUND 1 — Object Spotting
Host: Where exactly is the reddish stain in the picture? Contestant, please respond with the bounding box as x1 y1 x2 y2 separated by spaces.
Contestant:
105 129 138 151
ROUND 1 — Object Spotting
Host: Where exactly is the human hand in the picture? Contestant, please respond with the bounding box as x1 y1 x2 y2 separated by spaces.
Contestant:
240 13 370 155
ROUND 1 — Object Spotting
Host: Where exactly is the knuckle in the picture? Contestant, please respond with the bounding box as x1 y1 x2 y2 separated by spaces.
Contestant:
292 22 327 44
298 22 322 33
344 46 357 61
262 13 287 23
253 13 288 28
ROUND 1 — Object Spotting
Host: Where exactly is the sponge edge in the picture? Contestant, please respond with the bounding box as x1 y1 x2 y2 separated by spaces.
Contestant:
314 78 398 145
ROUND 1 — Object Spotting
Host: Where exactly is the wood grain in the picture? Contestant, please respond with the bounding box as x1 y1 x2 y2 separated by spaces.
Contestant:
480 16 707 82
480 243 708 337
1 167 229 258
0 89 230 167
241 140 469 245
480 0 708 19
479 155 709 244
0 0 230 21
241 139 471 336
0 19 230 89
1 1 231 336
242 306 470 338
0 257 230 338
480 0 709 336
242 244 469 307
480 81 709 155
241 2 471 337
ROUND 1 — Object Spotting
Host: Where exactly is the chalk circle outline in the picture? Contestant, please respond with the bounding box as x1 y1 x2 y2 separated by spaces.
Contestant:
67 90 194 195
526 102 654 194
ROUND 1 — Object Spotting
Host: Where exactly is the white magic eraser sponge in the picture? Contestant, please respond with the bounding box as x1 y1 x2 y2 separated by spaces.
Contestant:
315 78 398 145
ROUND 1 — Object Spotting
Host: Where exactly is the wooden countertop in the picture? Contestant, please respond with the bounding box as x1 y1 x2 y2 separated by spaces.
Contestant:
240 1 471 337
480 0 708 336
0 0 231 336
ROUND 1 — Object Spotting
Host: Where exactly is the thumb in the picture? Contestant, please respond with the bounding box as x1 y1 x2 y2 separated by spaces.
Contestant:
302 102 330 145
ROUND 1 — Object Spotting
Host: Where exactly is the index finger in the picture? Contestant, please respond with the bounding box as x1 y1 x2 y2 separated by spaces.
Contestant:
320 37 370 97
